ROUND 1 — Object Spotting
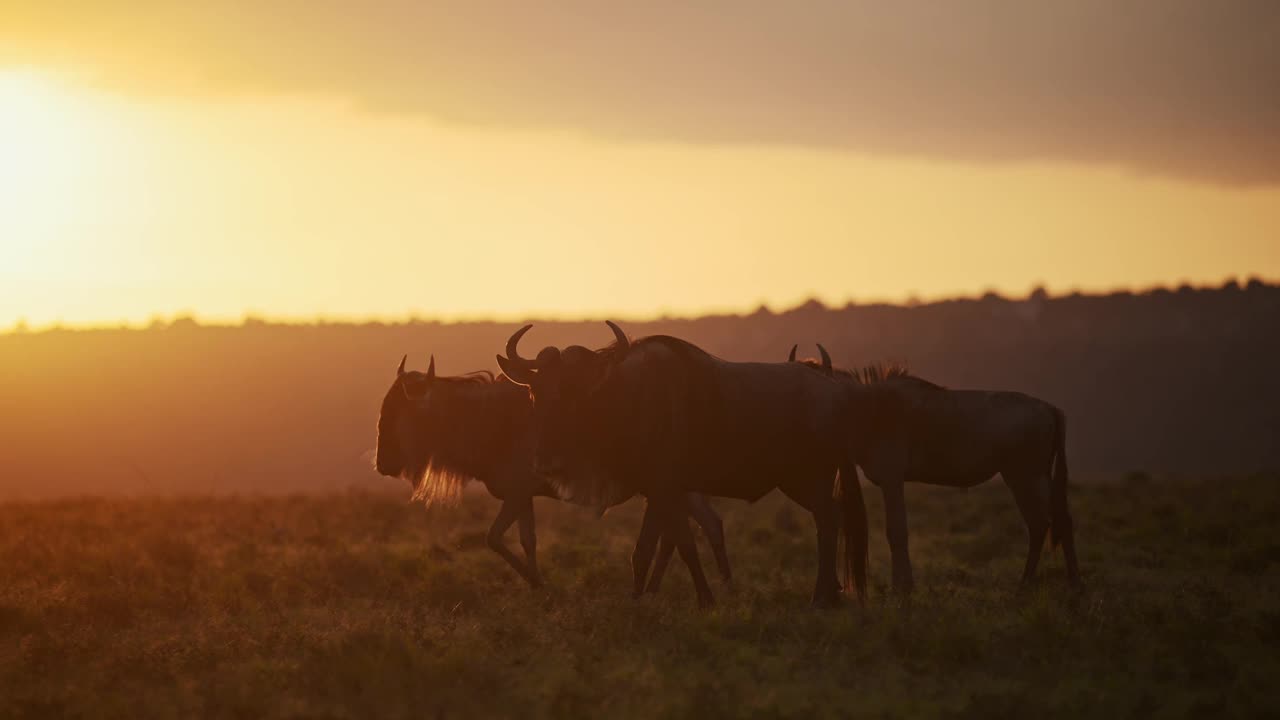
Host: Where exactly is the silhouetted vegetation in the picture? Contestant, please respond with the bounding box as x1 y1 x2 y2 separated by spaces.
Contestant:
3 281 1277 498
2 475 1278 717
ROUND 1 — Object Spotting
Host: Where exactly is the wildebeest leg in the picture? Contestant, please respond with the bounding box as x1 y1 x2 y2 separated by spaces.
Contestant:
1004 470 1050 587
631 499 664 598
487 499 541 587
662 496 715 608
648 495 728 593
1049 427 1081 588
881 479 914 594
780 486 841 598
811 496 842 608
645 534 677 593
687 493 732 584
516 497 542 588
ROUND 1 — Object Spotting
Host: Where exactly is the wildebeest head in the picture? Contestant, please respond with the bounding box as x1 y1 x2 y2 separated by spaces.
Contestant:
374 353 437 484
496 321 629 478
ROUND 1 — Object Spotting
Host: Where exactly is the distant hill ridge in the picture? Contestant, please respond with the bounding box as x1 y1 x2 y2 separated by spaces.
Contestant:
3 280 1278 497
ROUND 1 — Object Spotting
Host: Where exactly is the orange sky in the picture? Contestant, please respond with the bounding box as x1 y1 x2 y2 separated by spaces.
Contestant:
2 3 1279 328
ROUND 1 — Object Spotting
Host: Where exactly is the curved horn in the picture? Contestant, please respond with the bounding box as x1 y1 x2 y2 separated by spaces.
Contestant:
817 344 832 372
605 320 629 352
505 324 537 370
500 324 539 384
788 344 798 362
426 354 435 380
397 355 407 377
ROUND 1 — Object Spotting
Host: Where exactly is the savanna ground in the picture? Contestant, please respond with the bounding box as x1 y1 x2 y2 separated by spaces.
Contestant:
2 474 1279 719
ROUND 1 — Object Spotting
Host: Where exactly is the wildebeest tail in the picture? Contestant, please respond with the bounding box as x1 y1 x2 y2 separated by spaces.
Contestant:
1049 407 1072 549
838 465 868 602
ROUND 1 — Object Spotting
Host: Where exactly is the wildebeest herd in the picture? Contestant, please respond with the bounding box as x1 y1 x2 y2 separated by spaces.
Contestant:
375 322 1079 608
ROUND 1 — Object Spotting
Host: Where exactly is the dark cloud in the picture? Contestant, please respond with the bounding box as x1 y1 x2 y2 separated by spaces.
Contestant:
5 1 1279 183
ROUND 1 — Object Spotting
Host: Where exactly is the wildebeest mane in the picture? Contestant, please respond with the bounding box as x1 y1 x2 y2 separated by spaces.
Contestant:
799 358 943 390
849 361 932 387
433 370 499 385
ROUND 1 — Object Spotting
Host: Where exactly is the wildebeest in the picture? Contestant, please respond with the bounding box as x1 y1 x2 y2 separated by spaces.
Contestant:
374 355 732 589
790 349 1080 593
496 322 867 607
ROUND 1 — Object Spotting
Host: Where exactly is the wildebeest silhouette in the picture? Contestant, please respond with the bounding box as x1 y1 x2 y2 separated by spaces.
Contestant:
374 355 732 589
791 349 1080 592
497 322 866 607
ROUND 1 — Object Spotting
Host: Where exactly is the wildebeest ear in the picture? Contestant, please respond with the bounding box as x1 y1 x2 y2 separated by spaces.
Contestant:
496 355 530 386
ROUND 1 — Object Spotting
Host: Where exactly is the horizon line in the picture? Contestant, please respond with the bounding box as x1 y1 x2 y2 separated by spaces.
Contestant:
3 275 1273 337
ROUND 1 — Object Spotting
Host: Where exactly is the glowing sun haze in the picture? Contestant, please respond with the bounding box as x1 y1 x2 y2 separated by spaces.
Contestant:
2 2 1279 328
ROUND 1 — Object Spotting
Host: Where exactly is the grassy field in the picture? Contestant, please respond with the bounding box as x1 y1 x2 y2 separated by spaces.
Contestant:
2 474 1279 718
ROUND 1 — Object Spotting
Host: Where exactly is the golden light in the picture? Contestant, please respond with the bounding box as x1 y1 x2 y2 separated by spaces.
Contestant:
0 68 109 293
0 69 94 194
